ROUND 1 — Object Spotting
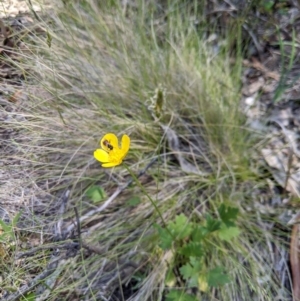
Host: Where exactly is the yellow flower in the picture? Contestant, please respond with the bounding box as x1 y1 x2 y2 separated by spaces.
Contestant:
94 133 130 168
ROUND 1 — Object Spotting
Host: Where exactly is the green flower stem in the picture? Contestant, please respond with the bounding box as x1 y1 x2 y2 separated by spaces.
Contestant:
123 163 168 229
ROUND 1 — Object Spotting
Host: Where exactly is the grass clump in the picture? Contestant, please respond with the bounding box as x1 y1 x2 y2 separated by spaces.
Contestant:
0 0 292 300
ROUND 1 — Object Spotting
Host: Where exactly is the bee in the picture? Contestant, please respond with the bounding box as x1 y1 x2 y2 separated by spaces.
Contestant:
103 139 114 151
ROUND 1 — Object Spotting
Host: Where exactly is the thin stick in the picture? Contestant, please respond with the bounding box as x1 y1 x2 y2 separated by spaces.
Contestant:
64 158 157 234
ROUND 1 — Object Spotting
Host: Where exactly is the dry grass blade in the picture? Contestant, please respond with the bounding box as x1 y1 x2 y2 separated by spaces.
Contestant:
290 222 300 301
161 124 209 176
0 1 295 300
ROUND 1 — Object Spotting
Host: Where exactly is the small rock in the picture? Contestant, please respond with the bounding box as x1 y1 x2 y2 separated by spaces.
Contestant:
244 96 255 106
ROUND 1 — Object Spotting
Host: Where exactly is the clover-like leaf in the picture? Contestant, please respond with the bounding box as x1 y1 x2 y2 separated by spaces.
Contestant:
179 257 202 288
205 214 222 233
207 266 230 287
218 204 239 227
179 242 203 258
168 214 193 240
155 224 173 250
86 186 106 203
218 225 240 241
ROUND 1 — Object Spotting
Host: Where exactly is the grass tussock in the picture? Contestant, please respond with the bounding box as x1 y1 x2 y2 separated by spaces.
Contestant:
0 1 292 300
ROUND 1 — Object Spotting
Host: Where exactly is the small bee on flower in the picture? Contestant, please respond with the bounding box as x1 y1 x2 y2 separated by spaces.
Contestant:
102 139 114 151
94 133 130 168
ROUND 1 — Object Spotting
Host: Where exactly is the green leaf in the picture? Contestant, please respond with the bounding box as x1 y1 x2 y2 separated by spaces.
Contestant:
165 268 176 287
168 214 192 240
218 226 240 241
156 215 193 250
86 186 106 203
180 242 203 258
218 204 239 227
179 257 202 288
0 220 13 243
191 225 207 241
0 220 11 232
263 1 274 12
126 196 141 207
155 224 173 250
12 211 22 226
207 266 230 287
131 272 145 290
166 290 198 301
20 292 36 301
205 214 221 233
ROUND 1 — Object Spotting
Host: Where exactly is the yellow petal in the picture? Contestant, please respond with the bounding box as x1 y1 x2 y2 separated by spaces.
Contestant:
102 161 121 168
94 149 109 163
120 134 130 156
101 133 118 151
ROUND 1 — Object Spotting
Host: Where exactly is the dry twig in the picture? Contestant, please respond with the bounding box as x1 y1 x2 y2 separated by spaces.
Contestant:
63 158 157 235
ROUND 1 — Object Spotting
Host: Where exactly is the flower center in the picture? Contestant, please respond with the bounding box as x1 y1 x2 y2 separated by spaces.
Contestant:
109 149 123 162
